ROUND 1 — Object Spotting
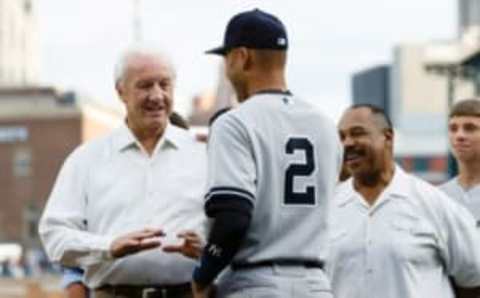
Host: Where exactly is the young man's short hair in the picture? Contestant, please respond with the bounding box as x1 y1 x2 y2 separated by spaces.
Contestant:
449 99 480 118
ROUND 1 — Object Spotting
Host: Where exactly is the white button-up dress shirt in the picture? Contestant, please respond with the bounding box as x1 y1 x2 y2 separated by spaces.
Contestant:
39 123 207 288
328 166 480 298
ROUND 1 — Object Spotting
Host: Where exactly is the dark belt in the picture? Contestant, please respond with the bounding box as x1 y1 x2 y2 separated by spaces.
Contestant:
95 283 191 298
231 259 325 271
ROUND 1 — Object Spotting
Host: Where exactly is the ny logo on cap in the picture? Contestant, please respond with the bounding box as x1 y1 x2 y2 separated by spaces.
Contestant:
277 37 287 46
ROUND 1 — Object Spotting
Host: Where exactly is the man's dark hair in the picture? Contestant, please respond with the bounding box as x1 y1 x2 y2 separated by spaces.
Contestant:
350 103 393 130
449 99 480 119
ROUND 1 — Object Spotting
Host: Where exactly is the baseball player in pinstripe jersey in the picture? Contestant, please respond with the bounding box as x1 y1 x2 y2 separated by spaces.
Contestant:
191 9 343 298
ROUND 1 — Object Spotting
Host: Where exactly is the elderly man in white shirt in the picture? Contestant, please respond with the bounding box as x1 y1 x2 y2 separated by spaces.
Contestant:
329 104 480 298
39 47 207 298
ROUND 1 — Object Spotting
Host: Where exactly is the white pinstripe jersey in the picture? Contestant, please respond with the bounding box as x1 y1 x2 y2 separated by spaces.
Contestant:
205 91 343 263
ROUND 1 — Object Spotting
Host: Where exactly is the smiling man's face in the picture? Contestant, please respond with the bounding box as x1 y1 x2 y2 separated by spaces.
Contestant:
117 53 174 136
338 107 393 179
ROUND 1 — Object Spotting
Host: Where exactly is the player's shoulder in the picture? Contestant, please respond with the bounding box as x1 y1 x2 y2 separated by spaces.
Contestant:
210 106 246 132
247 92 334 119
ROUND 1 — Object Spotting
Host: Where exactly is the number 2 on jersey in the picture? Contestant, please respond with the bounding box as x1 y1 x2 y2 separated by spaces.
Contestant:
284 137 316 205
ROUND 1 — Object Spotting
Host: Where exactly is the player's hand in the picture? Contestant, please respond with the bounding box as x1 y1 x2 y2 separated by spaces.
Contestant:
162 230 204 259
110 228 165 258
191 281 215 298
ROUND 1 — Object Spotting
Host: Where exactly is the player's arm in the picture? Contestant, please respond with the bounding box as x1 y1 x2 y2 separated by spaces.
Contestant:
192 113 256 290
193 196 253 287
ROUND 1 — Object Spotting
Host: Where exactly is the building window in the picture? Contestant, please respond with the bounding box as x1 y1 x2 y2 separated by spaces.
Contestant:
13 147 32 177
413 157 429 172
23 203 41 243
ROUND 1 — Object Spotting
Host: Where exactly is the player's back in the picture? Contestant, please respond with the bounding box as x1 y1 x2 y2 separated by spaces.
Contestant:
213 91 342 264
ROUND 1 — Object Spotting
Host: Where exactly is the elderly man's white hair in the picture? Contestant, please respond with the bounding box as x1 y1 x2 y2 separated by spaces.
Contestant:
114 45 176 87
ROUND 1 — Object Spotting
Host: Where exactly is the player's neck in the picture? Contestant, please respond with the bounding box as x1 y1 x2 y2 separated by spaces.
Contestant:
246 72 287 98
457 161 480 189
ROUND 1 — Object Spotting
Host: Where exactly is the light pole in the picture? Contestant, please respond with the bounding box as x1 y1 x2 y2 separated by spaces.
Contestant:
133 0 142 42
424 64 463 178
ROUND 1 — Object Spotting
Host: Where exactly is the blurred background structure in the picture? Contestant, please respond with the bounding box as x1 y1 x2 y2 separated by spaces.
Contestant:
351 0 480 183
0 1 123 296
0 0 39 87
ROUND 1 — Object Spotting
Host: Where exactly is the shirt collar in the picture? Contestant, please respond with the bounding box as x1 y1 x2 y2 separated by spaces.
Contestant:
336 164 409 208
253 89 292 96
383 165 410 200
113 121 184 153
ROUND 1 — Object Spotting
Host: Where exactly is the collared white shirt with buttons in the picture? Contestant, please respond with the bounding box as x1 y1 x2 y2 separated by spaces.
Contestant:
39 123 207 288
440 178 480 227
327 166 480 298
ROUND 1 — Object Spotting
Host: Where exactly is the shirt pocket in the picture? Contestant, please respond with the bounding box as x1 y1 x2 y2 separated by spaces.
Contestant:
390 217 439 266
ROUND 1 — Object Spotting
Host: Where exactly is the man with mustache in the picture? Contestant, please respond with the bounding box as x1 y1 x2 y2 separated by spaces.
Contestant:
328 104 480 298
39 47 206 298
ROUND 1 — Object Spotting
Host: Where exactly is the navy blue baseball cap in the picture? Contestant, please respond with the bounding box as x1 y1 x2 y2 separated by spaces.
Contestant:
206 9 288 56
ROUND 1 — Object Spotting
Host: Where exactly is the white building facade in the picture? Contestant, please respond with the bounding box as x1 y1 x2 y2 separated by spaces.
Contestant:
0 0 39 86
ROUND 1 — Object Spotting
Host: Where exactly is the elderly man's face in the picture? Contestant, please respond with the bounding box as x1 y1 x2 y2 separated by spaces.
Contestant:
448 115 480 163
117 54 174 134
338 108 392 179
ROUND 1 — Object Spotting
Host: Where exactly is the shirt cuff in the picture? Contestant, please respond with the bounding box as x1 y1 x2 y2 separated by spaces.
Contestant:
77 235 115 266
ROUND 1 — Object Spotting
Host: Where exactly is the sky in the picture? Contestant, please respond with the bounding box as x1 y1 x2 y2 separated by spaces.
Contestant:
36 0 457 121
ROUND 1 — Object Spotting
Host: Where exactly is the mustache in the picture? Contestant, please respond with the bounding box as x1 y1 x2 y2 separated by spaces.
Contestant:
343 146 365 161
142 101 165 110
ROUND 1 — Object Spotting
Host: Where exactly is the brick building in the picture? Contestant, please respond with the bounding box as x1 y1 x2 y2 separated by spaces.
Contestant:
0 87 122 249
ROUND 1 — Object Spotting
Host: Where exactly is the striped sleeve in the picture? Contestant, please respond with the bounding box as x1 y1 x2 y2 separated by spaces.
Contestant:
206 113 257 206
205 186 255 204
